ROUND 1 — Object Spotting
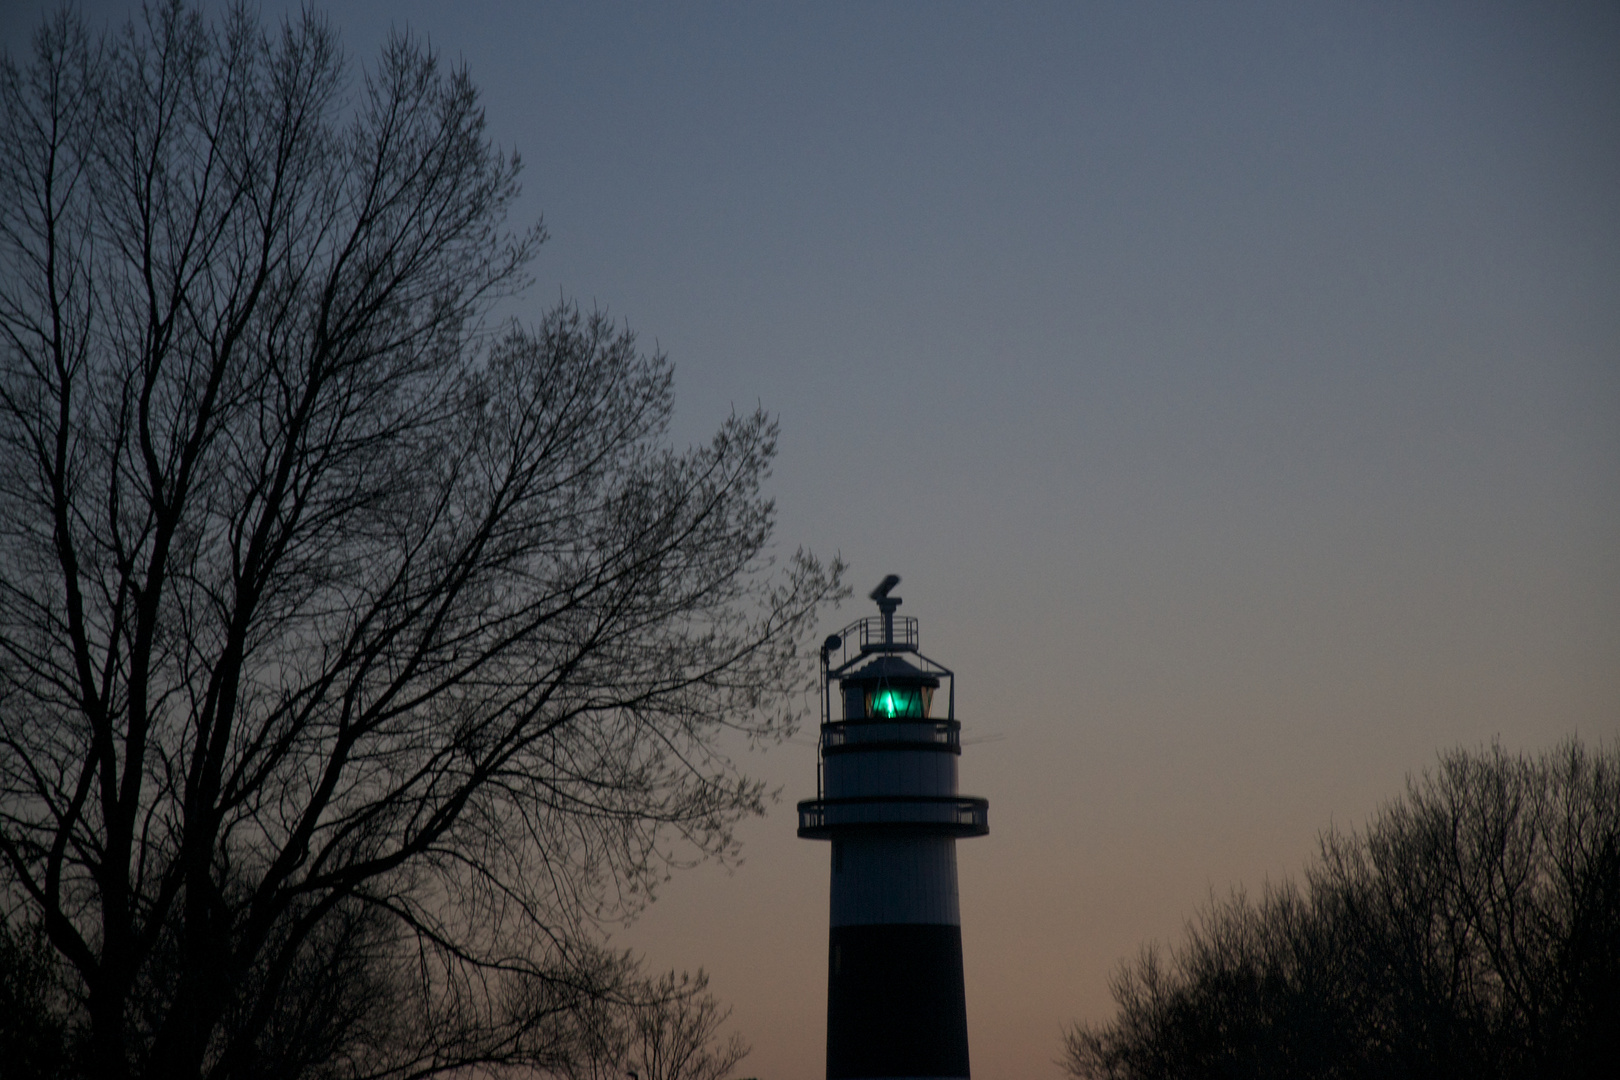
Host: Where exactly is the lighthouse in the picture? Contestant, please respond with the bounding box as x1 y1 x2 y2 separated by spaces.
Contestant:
798 576 989 1080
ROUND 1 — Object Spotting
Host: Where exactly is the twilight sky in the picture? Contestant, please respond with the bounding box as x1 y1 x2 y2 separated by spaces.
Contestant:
4 3 1617 1078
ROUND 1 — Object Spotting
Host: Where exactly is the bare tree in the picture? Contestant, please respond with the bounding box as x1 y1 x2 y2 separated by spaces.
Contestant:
0 5 841 1079
1063 739 1620 1080
561 970 749 1080
624 971 750 1080
0 912 71 1079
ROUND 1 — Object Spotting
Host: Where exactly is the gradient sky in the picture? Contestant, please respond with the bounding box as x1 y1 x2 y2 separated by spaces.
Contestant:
4 3 1617 1078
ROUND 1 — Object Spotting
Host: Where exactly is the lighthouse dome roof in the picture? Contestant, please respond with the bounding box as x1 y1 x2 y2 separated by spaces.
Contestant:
841 653 941 688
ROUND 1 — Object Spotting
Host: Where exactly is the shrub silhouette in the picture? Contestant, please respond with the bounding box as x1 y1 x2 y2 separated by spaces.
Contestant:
1064 739 1620 1080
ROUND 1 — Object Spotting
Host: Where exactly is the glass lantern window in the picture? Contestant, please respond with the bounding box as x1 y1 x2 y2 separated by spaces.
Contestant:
864 686 933 718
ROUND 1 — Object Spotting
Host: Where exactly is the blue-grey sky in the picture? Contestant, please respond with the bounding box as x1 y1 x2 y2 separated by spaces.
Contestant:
5 3 1617 1077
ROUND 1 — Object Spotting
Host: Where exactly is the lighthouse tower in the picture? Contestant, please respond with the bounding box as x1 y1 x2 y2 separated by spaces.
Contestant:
798 576 989 1080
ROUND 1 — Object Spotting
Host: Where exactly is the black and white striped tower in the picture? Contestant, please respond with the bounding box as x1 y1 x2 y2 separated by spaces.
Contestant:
798 576 989 1080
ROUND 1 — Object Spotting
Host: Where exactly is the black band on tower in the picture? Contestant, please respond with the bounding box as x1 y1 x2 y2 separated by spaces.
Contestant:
826 923 970 1080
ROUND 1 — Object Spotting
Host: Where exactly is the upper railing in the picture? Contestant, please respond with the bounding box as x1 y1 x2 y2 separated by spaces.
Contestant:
854 614 917 652
822 719 959 753
796 795 989 838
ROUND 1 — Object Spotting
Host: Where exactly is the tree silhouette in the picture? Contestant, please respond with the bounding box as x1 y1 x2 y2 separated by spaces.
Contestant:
1064 739 1620 1080
0 914 71 1079
0 5 839 1078
561 970 749 1080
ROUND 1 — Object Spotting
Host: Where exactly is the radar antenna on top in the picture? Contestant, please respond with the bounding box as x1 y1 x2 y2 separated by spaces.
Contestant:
870 574 902 644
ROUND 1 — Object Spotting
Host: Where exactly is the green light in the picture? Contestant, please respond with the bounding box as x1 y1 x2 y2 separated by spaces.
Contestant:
868 688 924 718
